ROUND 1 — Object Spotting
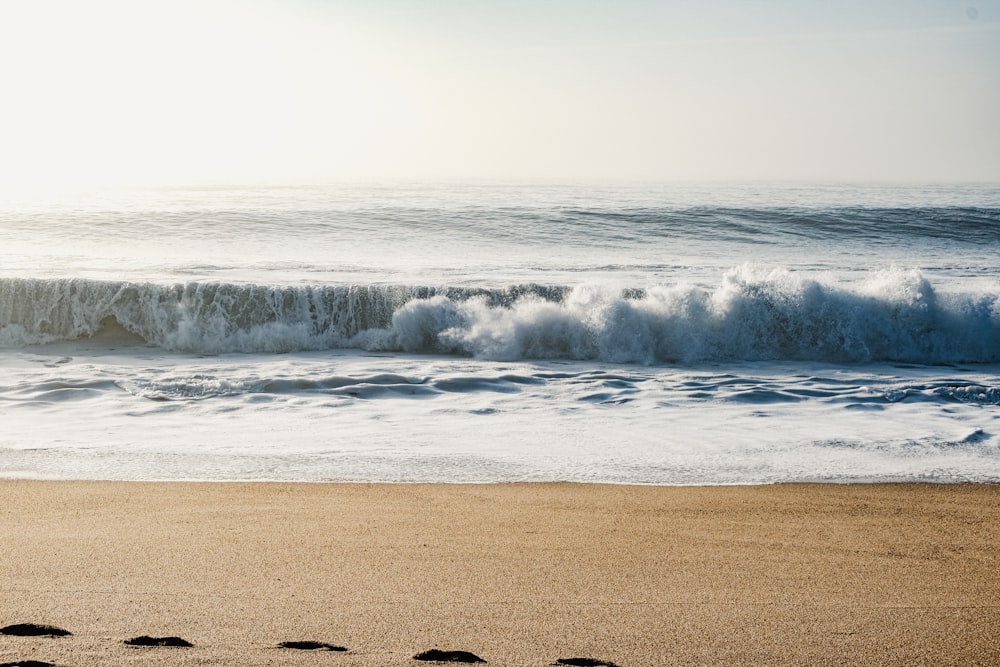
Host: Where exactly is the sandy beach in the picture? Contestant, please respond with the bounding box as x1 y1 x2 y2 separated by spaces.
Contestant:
0 481 997 666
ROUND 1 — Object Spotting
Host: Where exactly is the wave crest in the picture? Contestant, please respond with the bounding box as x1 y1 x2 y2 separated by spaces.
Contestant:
2 268 998 364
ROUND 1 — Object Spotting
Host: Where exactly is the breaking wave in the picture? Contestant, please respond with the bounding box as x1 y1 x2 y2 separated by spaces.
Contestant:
2 267 998 364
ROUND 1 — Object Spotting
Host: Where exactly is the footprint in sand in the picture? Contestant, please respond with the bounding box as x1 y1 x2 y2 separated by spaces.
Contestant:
555 659 621 667
0 624 71 638
413 648 486 663
277 641 348 651
123 635 193 647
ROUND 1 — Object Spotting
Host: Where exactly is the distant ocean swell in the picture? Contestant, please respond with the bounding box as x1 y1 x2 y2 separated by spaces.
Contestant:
2 266 998 364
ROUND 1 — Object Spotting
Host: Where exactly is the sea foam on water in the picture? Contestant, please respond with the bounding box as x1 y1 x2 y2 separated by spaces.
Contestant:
2 267 996 364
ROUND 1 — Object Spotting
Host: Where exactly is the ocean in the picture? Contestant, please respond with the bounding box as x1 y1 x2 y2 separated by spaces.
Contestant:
1 182 998 483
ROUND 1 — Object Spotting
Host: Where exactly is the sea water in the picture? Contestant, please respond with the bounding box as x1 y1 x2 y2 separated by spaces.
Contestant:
1 182 998 483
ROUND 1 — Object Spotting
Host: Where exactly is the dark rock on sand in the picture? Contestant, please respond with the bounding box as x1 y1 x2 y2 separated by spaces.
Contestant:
0 661 60 667
413 649 486 663
123 635 193 647
278 641 348 651
0 624 71 637
555 659 621 667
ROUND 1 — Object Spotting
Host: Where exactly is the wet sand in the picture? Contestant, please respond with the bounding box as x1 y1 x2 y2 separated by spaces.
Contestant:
1 481 997 666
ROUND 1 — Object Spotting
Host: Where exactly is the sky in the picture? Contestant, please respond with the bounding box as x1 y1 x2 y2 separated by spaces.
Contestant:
0 0 998 190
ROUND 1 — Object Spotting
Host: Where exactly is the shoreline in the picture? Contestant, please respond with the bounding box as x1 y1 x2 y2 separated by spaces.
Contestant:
2 481 998 666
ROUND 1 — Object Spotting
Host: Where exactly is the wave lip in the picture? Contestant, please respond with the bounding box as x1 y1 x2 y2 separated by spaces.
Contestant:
2 267 998 364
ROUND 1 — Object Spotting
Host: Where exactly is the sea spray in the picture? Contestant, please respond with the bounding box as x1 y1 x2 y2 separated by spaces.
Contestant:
3 268 997 363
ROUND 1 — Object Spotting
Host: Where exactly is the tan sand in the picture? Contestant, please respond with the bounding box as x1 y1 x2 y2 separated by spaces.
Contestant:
0 481 997 666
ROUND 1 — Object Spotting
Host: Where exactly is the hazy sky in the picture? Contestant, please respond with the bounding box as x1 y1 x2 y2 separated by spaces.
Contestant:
1 0 998 189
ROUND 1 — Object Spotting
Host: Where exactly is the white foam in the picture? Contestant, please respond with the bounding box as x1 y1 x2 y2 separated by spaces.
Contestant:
3 268 998 364
1 348 997 483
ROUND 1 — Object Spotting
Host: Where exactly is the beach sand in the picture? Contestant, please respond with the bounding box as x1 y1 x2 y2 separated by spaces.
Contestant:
1 481 997 666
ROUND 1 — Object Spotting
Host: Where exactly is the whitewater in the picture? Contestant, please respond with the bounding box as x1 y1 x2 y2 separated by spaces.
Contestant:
1 182 998 483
